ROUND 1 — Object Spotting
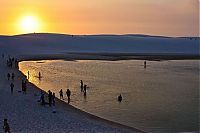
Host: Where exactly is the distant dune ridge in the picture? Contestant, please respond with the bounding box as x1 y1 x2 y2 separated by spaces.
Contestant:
0 33 199 58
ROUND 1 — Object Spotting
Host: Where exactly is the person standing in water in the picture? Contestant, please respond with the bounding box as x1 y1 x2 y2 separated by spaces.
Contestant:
118 94 122 102
66 89 71 104
83 85 87 96
27 71 30 79
144 61 147 68
80 80 83 92
38 72 41 80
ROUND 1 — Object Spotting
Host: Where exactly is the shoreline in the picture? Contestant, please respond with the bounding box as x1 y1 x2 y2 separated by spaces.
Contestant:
0 55 147 132
17 53 200 62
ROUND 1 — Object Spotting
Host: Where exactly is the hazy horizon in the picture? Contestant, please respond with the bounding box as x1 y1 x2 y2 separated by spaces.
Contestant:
0 0 199 37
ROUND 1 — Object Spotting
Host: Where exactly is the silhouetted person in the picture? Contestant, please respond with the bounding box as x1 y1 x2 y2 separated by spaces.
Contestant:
52 92 55 106
144 61 147 68
10 83 14 94
84 85 87 96
66 89 71 104
118 94 122 102
21 80 27 94
40 92 45 106
27 71 30 79
39 72 41 80
59 89 63 100
14 59 18 68
24 80 27 93
11 73 15 80
7 73 10 80
21 80 24 92
80 80 83 92
48 90 52 106
2 54 4 58
3 119 10 133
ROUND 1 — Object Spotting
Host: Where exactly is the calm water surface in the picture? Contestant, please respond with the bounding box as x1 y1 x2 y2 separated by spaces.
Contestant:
19 60 199 133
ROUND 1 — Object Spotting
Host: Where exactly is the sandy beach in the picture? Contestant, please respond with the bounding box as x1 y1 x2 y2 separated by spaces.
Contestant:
0 56 145 132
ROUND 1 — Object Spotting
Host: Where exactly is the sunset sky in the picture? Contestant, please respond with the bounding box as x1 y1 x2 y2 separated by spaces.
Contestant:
0 0 199 37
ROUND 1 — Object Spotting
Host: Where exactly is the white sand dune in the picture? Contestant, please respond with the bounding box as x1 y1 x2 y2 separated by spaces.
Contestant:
0 33 199 57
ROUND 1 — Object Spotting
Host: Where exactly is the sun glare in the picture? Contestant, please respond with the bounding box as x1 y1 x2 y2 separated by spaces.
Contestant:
20 16 40 33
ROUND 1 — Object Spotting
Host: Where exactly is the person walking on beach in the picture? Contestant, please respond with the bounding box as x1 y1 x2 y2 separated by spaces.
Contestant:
3 119 10 133
48 90 52 106
59 89 63 100
21 80 24 92
24 80 27 93
83 85 87 96
7 73 10 80
80 80 83 92
66 89 71 104
40 91 45 105
52 92 55 106
11 73 15 80
21 80 27 94
10 83 14 94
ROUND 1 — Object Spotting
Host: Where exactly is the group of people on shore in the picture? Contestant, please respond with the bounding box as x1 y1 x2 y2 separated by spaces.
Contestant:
6 56 18 69
39 90 56 106
7 73 15 81
5 57 17 95
2 55 17 132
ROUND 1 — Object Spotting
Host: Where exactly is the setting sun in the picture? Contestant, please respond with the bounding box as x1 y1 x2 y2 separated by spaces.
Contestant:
19 16 40 33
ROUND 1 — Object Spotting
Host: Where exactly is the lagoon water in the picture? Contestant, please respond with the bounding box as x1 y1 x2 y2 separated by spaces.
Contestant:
19 60 199 133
